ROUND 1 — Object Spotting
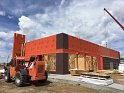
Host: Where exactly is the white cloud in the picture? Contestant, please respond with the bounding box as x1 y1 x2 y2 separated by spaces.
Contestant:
15 0 124 57
0 31 13 40
0 41 6 48
8 15 14 19
1 0 124 62
0 31 13 62
0 48 11 63
0 40 12 48
0 40 12 63
59 0 65 8
0 11 5 16
18 16 35 30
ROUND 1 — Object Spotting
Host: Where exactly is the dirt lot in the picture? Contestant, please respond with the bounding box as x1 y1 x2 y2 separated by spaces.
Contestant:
0 79 123 93
110 74 124 85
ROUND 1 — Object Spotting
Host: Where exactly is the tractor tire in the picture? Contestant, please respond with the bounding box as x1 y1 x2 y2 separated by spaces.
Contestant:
15 71 26 87
42 71 48 82
38 71 48 83
45 71 48 81
4 69 11 82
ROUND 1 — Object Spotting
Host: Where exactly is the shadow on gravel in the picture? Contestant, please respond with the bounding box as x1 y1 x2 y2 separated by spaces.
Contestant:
32 80 52 87
10 80 52 87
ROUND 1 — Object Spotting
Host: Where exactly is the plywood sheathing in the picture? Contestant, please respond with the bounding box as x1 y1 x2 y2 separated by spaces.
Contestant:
44 54 56 71
68 54 98 72
68 54 76 70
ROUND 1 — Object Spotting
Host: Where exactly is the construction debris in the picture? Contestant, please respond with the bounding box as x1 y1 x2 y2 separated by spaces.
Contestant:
97 70 119 74
0 69 5 79
78 72 113 85
78 76 113 86
81 72 111 79
69 70 114 85
118 63 124 73
70 69 88 76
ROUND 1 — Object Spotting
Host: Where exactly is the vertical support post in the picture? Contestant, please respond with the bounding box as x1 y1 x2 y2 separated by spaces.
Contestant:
75 53 78 69
91 56 93 71
84 54 86 71
56 53 69 74
97 56 103 70
56 33 69 74
101 56 103 70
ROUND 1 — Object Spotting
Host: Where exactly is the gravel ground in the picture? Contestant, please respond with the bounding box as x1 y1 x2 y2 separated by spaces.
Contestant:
110 74 124 85
0 79 123 93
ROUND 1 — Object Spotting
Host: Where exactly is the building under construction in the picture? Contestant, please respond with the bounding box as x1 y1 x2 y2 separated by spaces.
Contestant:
12 33 120 74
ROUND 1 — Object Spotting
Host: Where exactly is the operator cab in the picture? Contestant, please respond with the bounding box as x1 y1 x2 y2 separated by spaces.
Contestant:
9 57 26 77
10 57 26 68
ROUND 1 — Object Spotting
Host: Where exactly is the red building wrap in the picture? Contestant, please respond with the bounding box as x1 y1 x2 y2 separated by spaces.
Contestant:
12 33 120 72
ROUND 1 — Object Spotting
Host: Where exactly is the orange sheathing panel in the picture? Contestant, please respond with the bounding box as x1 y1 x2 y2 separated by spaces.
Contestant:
68 35 99 55
25 35 56 59
68 35 119 59
12 33 25 58
17 33 119 60
99 46 119 59
55 49 98 57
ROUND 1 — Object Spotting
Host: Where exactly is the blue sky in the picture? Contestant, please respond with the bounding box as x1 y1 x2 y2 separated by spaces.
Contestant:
0 0 124 62
0 0 63 31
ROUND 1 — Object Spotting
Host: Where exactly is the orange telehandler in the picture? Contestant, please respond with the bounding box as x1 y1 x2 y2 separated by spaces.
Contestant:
4 56 48 87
